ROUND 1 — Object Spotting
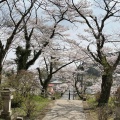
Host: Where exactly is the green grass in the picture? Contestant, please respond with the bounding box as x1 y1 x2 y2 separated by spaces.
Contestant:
87 95 98 108
108 96 116 107
54 92 61 99
86 94 116 107
33 95 51 111
12 95 51 119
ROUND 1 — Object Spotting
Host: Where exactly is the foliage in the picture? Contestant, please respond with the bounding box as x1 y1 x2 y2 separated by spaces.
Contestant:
4 71 40 107
22 96 37 118
11 92 24 108
85 81 93 87
15 46 31 71
54 92 61 99
108 96 116 107
12 95 51 119
87 67 100 77
8 71 39 96
87 95 98 108
86 95 115 120
97 105 113 120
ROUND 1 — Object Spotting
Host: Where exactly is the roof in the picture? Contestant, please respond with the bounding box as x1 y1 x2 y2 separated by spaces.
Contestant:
50 80 62 84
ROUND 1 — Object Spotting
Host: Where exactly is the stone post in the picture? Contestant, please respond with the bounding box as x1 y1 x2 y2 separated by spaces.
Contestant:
1 88 13 120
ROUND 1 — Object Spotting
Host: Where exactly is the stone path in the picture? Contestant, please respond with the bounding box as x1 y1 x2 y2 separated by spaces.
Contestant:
42 100 86 120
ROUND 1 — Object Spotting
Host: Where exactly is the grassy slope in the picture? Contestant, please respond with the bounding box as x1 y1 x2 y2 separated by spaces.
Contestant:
12 95 54 120
83 95 115 120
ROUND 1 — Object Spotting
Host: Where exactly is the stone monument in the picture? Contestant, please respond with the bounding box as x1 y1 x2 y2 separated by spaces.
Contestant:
1 88 13 120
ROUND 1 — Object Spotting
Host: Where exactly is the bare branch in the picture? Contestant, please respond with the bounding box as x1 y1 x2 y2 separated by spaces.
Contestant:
0 0 6 4
44 57 49 75
36 67 44 86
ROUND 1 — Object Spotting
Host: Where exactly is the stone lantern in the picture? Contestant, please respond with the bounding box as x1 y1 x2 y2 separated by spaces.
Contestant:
1 88 13 120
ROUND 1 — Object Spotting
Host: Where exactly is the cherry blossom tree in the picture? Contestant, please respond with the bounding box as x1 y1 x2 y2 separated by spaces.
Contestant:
36 41 78 92
68 0 120 106
14 0 77 73
0 0 37 84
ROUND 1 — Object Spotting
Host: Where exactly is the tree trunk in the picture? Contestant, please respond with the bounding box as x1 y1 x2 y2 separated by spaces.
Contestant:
0 63 2 84
41 75 52 97
98 73 113 106
43 77 52 91
0 69 2 84
75 80 84 100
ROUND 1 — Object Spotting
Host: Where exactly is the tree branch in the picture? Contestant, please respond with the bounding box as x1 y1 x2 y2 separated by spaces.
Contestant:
26 42 49 69
0 0 6 4
36 67 44 86
44 57 49 75
52 60 75 74
87 43 101 64
113 52 120 70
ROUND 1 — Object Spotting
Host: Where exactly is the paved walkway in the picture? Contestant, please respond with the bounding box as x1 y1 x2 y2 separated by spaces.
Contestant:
42 100 86 120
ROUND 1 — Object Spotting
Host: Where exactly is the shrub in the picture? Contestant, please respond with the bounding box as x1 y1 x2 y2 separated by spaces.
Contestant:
5 70 40 97
11 92 24 108
22 96 37 118
97 105 113 120
108 96 116 107
87 95 97 108
54 92 61 99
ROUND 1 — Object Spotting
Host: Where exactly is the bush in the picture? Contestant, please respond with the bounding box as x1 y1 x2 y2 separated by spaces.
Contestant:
22 96 36 118
54 92 61 99
22 95 50 118
11 92 24 108
97 105 113 120
87 95 98 108
11 95 51 119
5 70 40 97
108 96 116 107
